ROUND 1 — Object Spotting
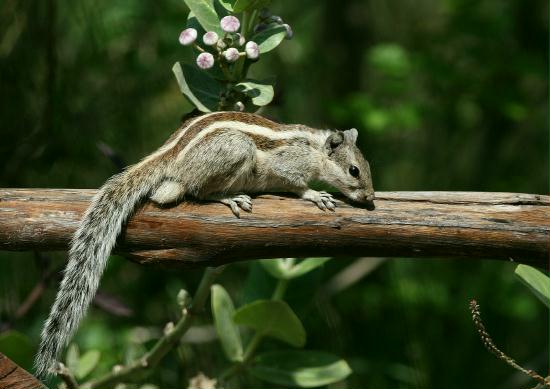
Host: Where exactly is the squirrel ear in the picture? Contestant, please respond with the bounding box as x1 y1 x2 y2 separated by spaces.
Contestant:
324 132 345 154
344 128 358 144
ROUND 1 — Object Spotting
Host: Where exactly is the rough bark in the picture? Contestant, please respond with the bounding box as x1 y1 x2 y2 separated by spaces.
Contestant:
0 189 547 268
0 353 45 389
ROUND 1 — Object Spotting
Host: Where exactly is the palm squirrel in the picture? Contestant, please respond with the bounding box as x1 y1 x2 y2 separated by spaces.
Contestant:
35 111 375 377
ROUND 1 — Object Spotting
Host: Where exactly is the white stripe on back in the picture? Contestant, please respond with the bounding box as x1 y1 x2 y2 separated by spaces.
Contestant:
176 120 329 162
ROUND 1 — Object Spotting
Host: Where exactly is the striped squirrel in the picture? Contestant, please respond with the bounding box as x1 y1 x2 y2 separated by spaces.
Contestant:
35 111 375 377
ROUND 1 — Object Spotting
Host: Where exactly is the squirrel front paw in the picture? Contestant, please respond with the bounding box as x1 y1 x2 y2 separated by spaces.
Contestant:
215 194 253 218
300 189 336 211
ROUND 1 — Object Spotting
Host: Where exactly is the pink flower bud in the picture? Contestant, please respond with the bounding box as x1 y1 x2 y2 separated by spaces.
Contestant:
220 15 240 33
245 41 259 59
282 24 293 39
196 52 214 69
202 31 219 46
179 28 197 46
223 47 240 62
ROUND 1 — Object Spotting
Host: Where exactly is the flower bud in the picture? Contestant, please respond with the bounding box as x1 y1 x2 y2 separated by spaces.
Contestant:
163 321 175 335
223 47 240 62
179 28 197 46
234 101 245 112
282 23 293 39
196 52 214 69
220 15 240 33
269 15 283 24
202 31 219 46
245 41 259 59
177 289 191 307
216 39 227 50
236 33 246 47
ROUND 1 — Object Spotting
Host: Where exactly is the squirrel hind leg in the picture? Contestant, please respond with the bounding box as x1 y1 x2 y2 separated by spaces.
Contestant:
150 180 185 205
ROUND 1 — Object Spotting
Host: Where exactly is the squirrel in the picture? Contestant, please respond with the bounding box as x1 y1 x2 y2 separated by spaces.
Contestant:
34 111 375 377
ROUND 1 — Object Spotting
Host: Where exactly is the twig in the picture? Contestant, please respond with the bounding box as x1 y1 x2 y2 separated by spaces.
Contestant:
0 254 59 333
55 362 79 389
80 266 225 389
469 300 548 387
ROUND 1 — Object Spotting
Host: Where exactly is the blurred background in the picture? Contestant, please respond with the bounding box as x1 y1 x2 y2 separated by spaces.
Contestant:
0 0 548 388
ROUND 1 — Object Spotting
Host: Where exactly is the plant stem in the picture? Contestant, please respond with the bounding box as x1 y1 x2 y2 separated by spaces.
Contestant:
80 266 225 389
56 363 79 389
271 278 288 300
219 277 289 383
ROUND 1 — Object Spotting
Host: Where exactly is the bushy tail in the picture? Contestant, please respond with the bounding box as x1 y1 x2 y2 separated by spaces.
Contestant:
35 161 165 377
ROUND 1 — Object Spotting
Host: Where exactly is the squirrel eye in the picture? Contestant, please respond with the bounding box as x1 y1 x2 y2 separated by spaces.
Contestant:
349 165 360 178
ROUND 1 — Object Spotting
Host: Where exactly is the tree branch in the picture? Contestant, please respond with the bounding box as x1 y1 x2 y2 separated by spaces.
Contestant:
0 189 547 268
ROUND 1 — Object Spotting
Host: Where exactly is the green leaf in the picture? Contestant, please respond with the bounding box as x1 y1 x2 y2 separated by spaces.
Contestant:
233 0 271 12
233 300 305 347
172 62 223 112
211 284 244 361
288 258 332 278
251 351 352 387
260 258 332 280
515 265 549 307
76 350 100 379
0 330 34 369
251 25 286 53
217 0 235 12
260 258 296 279
183 0 222 35
235 79 274 106
66 343 80 374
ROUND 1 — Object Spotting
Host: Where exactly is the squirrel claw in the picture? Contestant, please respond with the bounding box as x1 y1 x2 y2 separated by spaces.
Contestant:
216 194 253 218
300 190 337 212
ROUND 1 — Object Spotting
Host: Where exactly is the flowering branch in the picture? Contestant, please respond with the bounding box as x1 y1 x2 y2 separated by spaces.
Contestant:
173 5 291 112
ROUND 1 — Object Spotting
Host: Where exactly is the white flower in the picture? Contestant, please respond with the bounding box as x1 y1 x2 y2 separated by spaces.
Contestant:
196 52 214 69
223 47 240 62
245 41 259 59
282 23 293 39
202 31 219 46
220 15 240 32
179 28 197 46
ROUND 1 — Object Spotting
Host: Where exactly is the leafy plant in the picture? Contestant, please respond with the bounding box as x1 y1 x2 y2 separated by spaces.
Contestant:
211 258 352 388
173 0 292 112
514 264 549 307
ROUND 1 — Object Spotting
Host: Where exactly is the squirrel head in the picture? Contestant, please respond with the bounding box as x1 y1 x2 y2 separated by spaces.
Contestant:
322 128 375 204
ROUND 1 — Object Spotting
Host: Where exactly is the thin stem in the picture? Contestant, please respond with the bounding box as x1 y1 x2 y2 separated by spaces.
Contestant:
219 277 289 383
469 300 548 386
192 43 205 53
56 363 79 389
81 266 225 389
272 278 288 300
242 331 263 362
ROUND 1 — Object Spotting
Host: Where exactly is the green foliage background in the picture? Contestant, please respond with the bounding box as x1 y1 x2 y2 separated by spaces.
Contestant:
0 0 548 388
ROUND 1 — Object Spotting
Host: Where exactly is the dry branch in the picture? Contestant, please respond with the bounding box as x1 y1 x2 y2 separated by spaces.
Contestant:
0 189 547 268
0 352 46 389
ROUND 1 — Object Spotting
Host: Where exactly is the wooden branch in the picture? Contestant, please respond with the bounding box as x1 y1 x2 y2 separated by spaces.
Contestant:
0 189 547 268
0 352 46 389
